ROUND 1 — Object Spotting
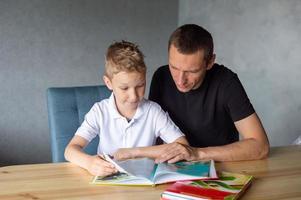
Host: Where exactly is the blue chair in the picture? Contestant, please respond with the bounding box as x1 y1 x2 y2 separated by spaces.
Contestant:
47 85 111 162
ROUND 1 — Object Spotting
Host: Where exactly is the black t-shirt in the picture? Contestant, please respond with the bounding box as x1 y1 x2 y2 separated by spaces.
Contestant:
149 64 255 147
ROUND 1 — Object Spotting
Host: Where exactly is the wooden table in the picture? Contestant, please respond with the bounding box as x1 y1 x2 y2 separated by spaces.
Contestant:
1 145 301 200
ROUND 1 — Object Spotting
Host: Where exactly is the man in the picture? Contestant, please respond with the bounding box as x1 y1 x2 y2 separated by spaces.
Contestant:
149 24 269 162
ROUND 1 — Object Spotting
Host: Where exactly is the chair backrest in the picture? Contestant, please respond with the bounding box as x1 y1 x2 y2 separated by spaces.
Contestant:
47 85 111 162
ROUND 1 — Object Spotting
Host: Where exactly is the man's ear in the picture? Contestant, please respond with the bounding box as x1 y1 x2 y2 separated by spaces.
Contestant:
206 54 216 70
103 75 113 90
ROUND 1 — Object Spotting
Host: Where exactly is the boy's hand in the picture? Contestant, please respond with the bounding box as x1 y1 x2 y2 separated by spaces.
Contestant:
113 148 137 161
155 143 200 163
87 155 118 176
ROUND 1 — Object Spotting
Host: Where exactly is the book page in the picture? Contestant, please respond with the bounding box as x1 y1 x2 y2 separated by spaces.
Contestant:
92 156 155 185
153 161 212 184
92 172 154 185
115 158 156 180
93 156 216 186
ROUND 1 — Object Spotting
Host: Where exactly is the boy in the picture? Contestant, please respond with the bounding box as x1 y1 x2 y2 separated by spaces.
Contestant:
65 41 188 176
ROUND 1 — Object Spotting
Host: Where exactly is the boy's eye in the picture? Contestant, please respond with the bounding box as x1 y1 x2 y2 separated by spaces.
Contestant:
120 87 128 90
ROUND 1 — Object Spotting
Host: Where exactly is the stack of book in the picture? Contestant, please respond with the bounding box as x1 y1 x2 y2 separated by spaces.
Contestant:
161 171 253 200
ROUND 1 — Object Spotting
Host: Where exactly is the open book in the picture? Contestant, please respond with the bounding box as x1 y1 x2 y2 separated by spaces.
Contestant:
161 171 253 200
92 154 217 186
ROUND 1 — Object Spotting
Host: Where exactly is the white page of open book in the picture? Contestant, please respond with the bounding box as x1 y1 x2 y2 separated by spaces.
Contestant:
104 154 156 181
115 158 156 181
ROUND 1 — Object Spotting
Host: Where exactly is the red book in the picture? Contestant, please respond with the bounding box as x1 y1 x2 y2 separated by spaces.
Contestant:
161 171 253 200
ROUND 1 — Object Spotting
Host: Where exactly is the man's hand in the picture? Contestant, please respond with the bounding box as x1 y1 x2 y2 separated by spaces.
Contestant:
86 155 118 176
113 148 137 161
155 142 200 163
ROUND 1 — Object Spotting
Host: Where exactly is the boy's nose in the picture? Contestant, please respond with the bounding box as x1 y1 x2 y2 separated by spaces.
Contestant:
129 90 139 102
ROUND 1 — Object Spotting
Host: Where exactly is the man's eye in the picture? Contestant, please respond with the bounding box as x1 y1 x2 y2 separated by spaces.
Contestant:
172 66 179 71
189 70 201 74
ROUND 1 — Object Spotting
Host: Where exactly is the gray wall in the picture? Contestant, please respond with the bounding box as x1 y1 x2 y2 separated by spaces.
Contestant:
2 0 300 166
179 0 301 146
0 0 178 165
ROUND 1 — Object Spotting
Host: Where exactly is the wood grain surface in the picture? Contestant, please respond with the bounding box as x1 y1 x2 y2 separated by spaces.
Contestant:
1 145 301 200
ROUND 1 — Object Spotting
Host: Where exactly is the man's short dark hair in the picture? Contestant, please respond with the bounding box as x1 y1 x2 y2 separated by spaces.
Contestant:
168 24 214 61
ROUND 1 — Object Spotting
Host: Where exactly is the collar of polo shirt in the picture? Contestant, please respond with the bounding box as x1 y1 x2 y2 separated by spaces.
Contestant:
108 93 145 121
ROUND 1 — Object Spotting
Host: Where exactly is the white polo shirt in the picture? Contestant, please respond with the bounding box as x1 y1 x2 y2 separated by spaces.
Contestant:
75 93 184 155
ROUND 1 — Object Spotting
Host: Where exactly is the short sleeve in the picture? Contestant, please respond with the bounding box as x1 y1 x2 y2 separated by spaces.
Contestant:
223 75 255 122
75 104 101 142
152 103 184 143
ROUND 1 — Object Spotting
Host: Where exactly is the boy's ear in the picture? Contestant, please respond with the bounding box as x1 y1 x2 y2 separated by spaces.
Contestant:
103 75 113 90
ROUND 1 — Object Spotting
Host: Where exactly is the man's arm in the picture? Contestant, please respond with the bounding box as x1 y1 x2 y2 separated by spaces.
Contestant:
113 136 188 161
196 113 269 161
156 113 269 162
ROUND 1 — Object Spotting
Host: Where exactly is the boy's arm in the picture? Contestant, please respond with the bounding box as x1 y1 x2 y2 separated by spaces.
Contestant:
65 135 117 176
113 136 188 161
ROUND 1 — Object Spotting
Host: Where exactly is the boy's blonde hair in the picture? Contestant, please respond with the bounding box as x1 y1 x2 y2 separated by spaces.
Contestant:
105 41 146 78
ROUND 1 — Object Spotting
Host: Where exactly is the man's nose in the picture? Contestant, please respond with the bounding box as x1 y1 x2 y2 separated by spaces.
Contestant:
177 71 186 85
